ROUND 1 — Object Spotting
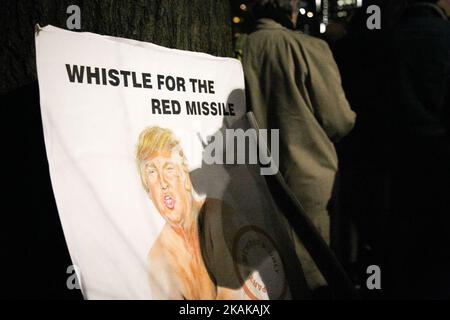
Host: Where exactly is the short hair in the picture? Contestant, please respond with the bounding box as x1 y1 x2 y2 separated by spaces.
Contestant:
253 0 298 29
135 126 187 192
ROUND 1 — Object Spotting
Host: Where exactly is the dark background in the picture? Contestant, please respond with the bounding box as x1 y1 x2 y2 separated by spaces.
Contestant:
2 0 449 300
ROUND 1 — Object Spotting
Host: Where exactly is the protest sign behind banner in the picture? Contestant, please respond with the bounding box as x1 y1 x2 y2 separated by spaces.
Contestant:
35 25 309 299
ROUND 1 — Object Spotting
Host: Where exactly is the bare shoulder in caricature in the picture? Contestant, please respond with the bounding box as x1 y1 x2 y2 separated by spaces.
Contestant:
36 25 309 300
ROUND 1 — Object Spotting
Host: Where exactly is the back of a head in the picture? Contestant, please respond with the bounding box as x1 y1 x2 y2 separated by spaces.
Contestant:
252 0 296 29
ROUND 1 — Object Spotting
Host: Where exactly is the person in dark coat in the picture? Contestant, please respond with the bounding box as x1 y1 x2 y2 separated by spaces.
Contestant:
386 0 450 298
242 0 356 290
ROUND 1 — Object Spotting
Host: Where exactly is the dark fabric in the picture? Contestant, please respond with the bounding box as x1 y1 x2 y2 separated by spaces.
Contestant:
391 4 450 138
387 137 450 299
242 18 356 213
331 9 393 290
385 4 450 298
242 18 355 289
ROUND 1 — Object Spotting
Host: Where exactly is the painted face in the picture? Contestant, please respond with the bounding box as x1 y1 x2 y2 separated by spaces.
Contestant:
143 149 191 227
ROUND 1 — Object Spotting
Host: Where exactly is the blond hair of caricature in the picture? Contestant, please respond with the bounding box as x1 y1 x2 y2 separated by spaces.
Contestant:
135 126 190 193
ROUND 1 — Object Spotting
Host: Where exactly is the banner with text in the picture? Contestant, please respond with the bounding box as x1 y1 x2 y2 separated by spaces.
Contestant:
36 25 307 300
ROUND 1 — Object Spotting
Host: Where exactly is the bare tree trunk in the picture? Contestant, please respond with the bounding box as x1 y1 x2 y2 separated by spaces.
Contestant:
0 0 232 94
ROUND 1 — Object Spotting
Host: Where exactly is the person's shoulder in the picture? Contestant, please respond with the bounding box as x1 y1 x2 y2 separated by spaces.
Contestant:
147 241 162 266
245 27 330 58
268 28 331 54
247 26 293 44
290 31 330 51
147 225 171 263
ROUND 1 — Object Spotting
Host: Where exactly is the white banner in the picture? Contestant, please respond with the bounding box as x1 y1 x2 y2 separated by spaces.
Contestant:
35 25 307 300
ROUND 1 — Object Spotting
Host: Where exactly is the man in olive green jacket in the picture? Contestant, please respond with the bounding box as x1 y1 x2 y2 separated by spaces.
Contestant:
242 0 356 289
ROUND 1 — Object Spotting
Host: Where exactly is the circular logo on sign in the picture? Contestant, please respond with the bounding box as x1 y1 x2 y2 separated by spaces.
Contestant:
232 225 288 300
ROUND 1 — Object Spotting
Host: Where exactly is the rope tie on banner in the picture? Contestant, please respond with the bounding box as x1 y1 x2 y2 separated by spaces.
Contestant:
35 23 42 35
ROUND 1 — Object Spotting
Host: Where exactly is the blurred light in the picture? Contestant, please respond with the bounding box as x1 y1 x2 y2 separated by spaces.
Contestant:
315 0 322 11
307 12 314 18
233 16 241 24
356 0 363 7
322 0 329 24
337 0 344 5
337 11 348 17
299 8 306 15
345 0 352 5
240 4 247 11
320 23 327 34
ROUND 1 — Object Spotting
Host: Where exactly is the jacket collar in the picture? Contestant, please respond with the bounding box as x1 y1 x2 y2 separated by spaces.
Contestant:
256 18 286 31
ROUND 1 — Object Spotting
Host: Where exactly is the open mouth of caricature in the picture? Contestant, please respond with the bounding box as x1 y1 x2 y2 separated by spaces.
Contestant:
163 194 175 210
